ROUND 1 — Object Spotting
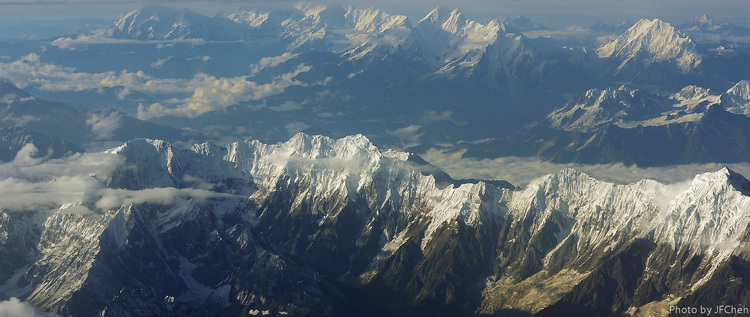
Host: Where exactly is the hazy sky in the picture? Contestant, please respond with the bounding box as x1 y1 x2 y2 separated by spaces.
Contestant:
0 0 748 28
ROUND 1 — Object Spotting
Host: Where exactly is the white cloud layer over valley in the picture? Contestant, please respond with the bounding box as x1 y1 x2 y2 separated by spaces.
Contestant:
0 143 236 213
422 147 750 188
0 53 319 119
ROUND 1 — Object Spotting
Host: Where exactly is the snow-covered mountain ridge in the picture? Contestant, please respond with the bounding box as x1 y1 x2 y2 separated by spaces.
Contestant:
598 18 702 73
547 85 666 132
1 133 748 315
495 80 750 166
114 5 252 41
118 6 702 76
722 80 750 116
547 81 750 132
33 4 749 163
103 4 543 75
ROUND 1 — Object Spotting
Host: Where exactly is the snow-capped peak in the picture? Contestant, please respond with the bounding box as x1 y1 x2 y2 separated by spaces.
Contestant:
722 80 750 117
506 168 666 266
679 14 750 37
727 80 750 99
547 86 665 132
673 85 712 101
112 4 250 41
687 167 750 199
687 14 713 26
5 129 750 315
597 18 701 73
654 167 750 258
225 10 271 28
114 5 198 40
242 4 414 55
500 15 547 32
414 7 508 70
670 84 721 113
281 132 380 159
106 138 183 189
222 133 390 192
511 166 750 260
107 137 171 155
419 7 466 33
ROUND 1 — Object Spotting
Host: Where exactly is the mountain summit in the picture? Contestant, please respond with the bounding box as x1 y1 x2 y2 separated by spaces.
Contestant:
546 85 666 132
1 133 749 316
113 5 251 41
598 18 702 73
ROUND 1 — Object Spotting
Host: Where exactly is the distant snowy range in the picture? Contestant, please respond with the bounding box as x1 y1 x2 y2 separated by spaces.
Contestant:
0 4 749 316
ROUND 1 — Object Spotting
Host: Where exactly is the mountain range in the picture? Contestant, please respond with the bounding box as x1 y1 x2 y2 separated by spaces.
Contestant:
0 81 180 160
10 5 742 155
0 133 748 316
448 80 750 166
0 4 749 316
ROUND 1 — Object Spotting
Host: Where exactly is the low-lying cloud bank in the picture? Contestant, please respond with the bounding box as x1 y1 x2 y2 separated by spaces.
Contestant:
421 148 750 187
0 297 57 317
0 54 318 120
0 143 237 213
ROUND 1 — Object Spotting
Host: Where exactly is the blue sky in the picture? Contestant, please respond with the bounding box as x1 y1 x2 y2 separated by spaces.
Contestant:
0 0 748 29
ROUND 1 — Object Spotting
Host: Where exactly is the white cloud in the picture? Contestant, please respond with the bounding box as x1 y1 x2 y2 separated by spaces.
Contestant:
654 180 693 212
2 144 123 179
0 176 100 211
316 111 338 118
1 92 35 105
523 25 600 41
94 187 237 210
0 144 238 212
268 100 306 112
0 297 57 317
250 52 298 75
51 31 207 50
284 122 310 136
0 53 148 92
0 144 122 211
421 147 750 187
150 56 172 69
423 110 453 123
387 125 423 148
0 54 316 119
3 114 40 126
186 55 212 62
137 65 313 119
86 112 121 139
10 143 44 166
182 174 215 190
116 87 131 100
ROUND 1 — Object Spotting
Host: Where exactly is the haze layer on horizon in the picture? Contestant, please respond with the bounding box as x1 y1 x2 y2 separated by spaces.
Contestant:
0 0 747 29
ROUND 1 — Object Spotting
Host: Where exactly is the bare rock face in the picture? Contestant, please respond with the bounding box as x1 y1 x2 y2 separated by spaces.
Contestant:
1 134 748 316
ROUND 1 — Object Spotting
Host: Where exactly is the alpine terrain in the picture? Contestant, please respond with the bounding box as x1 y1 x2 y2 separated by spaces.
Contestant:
0 133 748 316
0 3 748 316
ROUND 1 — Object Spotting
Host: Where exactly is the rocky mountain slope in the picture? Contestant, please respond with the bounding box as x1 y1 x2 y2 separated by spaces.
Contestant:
1 133 748 316
0 81 181 160
450 81 750 166
113 5 253 41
